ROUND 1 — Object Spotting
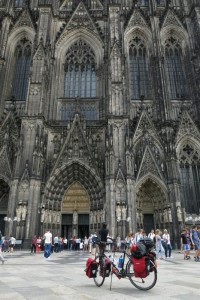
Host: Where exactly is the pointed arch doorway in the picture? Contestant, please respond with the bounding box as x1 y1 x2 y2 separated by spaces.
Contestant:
136 177 169 235
61 181 90 239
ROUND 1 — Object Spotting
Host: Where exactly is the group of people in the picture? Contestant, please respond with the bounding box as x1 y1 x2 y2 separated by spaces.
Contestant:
181 226 200 262
0 231 17 264
31 233 68 255
1 224 200 263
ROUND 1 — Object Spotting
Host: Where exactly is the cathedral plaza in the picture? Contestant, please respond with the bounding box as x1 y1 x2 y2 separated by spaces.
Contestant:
1 0 200 250
0 250 199 300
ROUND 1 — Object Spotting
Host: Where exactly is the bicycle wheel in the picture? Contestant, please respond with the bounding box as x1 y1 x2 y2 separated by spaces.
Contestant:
93 256 106 287
126 260 157 291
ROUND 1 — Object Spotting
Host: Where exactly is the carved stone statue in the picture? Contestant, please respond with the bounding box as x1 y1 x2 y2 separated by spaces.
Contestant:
177 206 182 222
122 205 127 220
97 210 101 223
21 205 27 221
44 209 49 223
116 205 122 221
41 208 45 223
90 211 94 224
57 212 61 224
16 205 22 219
100 209 105 223
53 211 57 224
168 207 172 223
73 210 78 225
136 209 140 223
163 209 168 223
48 210 52 223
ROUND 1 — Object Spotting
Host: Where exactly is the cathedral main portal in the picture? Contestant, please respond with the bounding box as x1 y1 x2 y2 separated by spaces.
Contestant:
61 182 90 239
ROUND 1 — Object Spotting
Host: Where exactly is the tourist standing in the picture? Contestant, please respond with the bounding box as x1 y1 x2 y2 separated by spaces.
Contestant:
54 235 59 253
31 235 37 253
162 229 173 258
44 230 52 259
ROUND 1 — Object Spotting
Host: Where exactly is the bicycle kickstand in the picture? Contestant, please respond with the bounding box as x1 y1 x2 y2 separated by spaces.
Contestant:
110 272 113 291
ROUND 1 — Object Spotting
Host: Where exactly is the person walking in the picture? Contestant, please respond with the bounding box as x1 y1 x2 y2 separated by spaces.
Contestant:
0 231 5 264
190 226 200 262
54 235 59 253
155 229 165 259
181 228 190 260
44 230 52 259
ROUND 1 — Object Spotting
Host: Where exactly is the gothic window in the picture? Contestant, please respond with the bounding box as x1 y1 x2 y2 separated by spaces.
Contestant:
64 40 96 98
12 39 32 101
138 0 149 6
129 37 150 100
0 0 6 7
165 37 187 99
14 0 25 7
179 143 200 214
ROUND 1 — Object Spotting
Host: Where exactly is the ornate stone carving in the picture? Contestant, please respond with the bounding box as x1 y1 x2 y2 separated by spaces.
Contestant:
137 147 162 181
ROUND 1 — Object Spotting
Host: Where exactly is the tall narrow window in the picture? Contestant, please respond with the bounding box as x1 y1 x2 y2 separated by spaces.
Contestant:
165 37 187 99
64 39 96 98
14 0 25 7
179 143 200 214
129 37 150 100
12 40 31 100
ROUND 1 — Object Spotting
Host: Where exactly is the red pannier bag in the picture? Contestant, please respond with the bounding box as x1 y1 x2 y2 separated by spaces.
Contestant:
85 258 98 278
132 256 149 278
104 258 111 277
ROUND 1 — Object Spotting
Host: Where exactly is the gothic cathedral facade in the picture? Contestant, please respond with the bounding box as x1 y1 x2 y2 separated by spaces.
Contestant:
0 0 200 246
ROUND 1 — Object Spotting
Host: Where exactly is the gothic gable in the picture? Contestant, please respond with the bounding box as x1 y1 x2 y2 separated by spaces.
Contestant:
11 9 35 32
110 42 121 58
176 111 200 144
57 1 101 45
51 114 99 176
133 111 161 146
0 147 12 179
137 147 163 181
0 111 19 144
161 9 184 29
33 43 45 60
125 9 150 34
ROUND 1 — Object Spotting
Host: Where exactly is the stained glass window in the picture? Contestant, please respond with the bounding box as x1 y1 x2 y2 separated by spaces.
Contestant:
12 40 31 101
129 37 150 99
165 37 187 99
64 39 96 98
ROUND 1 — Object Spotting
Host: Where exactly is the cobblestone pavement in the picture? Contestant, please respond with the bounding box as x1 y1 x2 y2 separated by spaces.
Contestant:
0 250 199 300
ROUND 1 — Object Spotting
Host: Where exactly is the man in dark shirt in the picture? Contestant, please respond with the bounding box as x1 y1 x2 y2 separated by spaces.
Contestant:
181 229 190 260
99 222 109 242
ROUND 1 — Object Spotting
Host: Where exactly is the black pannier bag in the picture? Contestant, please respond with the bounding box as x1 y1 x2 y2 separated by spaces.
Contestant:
131 243 146 259
139 238 155 251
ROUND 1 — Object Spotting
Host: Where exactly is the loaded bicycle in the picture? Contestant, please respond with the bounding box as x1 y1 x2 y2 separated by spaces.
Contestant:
86 238 157 291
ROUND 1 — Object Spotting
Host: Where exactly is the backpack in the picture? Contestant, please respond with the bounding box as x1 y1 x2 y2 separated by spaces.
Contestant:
131 243 146 259
132 256 150 278
85 258 98 278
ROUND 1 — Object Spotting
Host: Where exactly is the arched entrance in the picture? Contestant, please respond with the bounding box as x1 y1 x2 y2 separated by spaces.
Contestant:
136 177 170 235
62 181 90 239
0 179 10 235
43 161 105 238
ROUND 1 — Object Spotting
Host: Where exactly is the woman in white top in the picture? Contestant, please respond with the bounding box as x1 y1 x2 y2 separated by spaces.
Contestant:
162 229 172 258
